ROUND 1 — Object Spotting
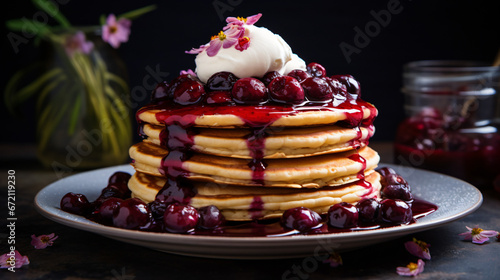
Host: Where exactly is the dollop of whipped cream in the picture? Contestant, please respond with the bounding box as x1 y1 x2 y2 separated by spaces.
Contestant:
191 16 306 83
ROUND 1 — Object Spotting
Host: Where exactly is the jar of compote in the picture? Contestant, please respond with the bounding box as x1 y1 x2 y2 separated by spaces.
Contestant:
394 60 500 188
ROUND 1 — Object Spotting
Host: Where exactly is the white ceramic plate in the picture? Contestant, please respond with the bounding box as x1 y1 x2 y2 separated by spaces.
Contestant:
35 164 482 259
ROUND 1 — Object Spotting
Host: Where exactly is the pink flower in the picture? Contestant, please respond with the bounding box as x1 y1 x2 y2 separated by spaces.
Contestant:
226 13 262 26
102 14 132 48
0 250 29 270
235 36 250 52
205 28 242 57
396 259 425 277
459 226 499 244
179 69 196 76
405 238 431 260
185 44 208 54
64 31 94 56
322 252 343 267
31 233 58 249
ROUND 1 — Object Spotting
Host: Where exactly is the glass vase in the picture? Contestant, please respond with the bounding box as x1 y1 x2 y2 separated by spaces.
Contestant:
34 33 132 171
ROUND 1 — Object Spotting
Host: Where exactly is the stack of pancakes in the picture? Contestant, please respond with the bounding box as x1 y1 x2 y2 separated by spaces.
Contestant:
128 105 381 221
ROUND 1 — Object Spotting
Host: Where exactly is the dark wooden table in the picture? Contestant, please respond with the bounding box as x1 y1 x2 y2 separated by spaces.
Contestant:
1 142 499 280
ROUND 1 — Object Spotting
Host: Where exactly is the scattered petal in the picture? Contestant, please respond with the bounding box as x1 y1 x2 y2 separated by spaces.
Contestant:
322 252 343 267
459 226 498 244
102 14 132 48
396 259 425 277
0 250 30 270
64 31 94 56
405 238 431 260
31 233 59 249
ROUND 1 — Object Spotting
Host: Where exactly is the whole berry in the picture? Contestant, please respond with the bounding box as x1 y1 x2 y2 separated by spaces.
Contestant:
231 77 268 104
198 205 225 229
151 81 170 101
377 167 398 178
97 197 123 223
381 174 413 201
262 71 282 86
327 202 359 228
113 198 151 230
379 199 413 224
60 192 91 216
331 75 361 97
306 62 327 78
268 76 305 104
97 183 129 201
163 203 199 233
281 207 322 232
287 69 311 83
355 198 380 223
325 77 348 100
108 171 132 184
172 79 205 105
206 71 239 91
205 91 233 105
148 199 167 219
302 77 333 101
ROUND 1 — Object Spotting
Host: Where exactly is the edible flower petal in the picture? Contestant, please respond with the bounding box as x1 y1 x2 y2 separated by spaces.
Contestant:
179 69 196 76
459 226 499 244
0 250 30 269
31 233 59 249
235 36 251 52
102 14 132 48
404 238 431 260
185 44 208 54
396 259 425 277
64 31 94 56
226 13 262 26
206 29 241 57
322 252 343 267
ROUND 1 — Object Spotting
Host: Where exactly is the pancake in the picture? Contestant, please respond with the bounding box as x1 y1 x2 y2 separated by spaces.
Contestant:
138 102 377 128
142 123 374 158
129 141 380 188
129 171 382 221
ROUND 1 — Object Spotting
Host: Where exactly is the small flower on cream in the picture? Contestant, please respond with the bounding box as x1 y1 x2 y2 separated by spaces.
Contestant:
396 259 425 277
405 238 431 260
459 226 499 244
31 233 58 249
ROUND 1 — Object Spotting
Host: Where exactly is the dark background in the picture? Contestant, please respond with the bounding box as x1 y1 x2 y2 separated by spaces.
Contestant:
2 0 500 144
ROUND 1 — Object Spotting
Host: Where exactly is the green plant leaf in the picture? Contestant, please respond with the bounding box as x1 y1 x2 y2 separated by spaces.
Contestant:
32 0 71 27
117 4 156 20
99 14 106 26
5 18 50 36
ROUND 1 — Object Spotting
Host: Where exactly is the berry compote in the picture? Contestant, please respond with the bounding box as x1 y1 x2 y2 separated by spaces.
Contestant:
395 60 500 188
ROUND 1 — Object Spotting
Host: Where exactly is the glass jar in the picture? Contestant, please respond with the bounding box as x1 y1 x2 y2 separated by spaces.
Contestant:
394 60 500 188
